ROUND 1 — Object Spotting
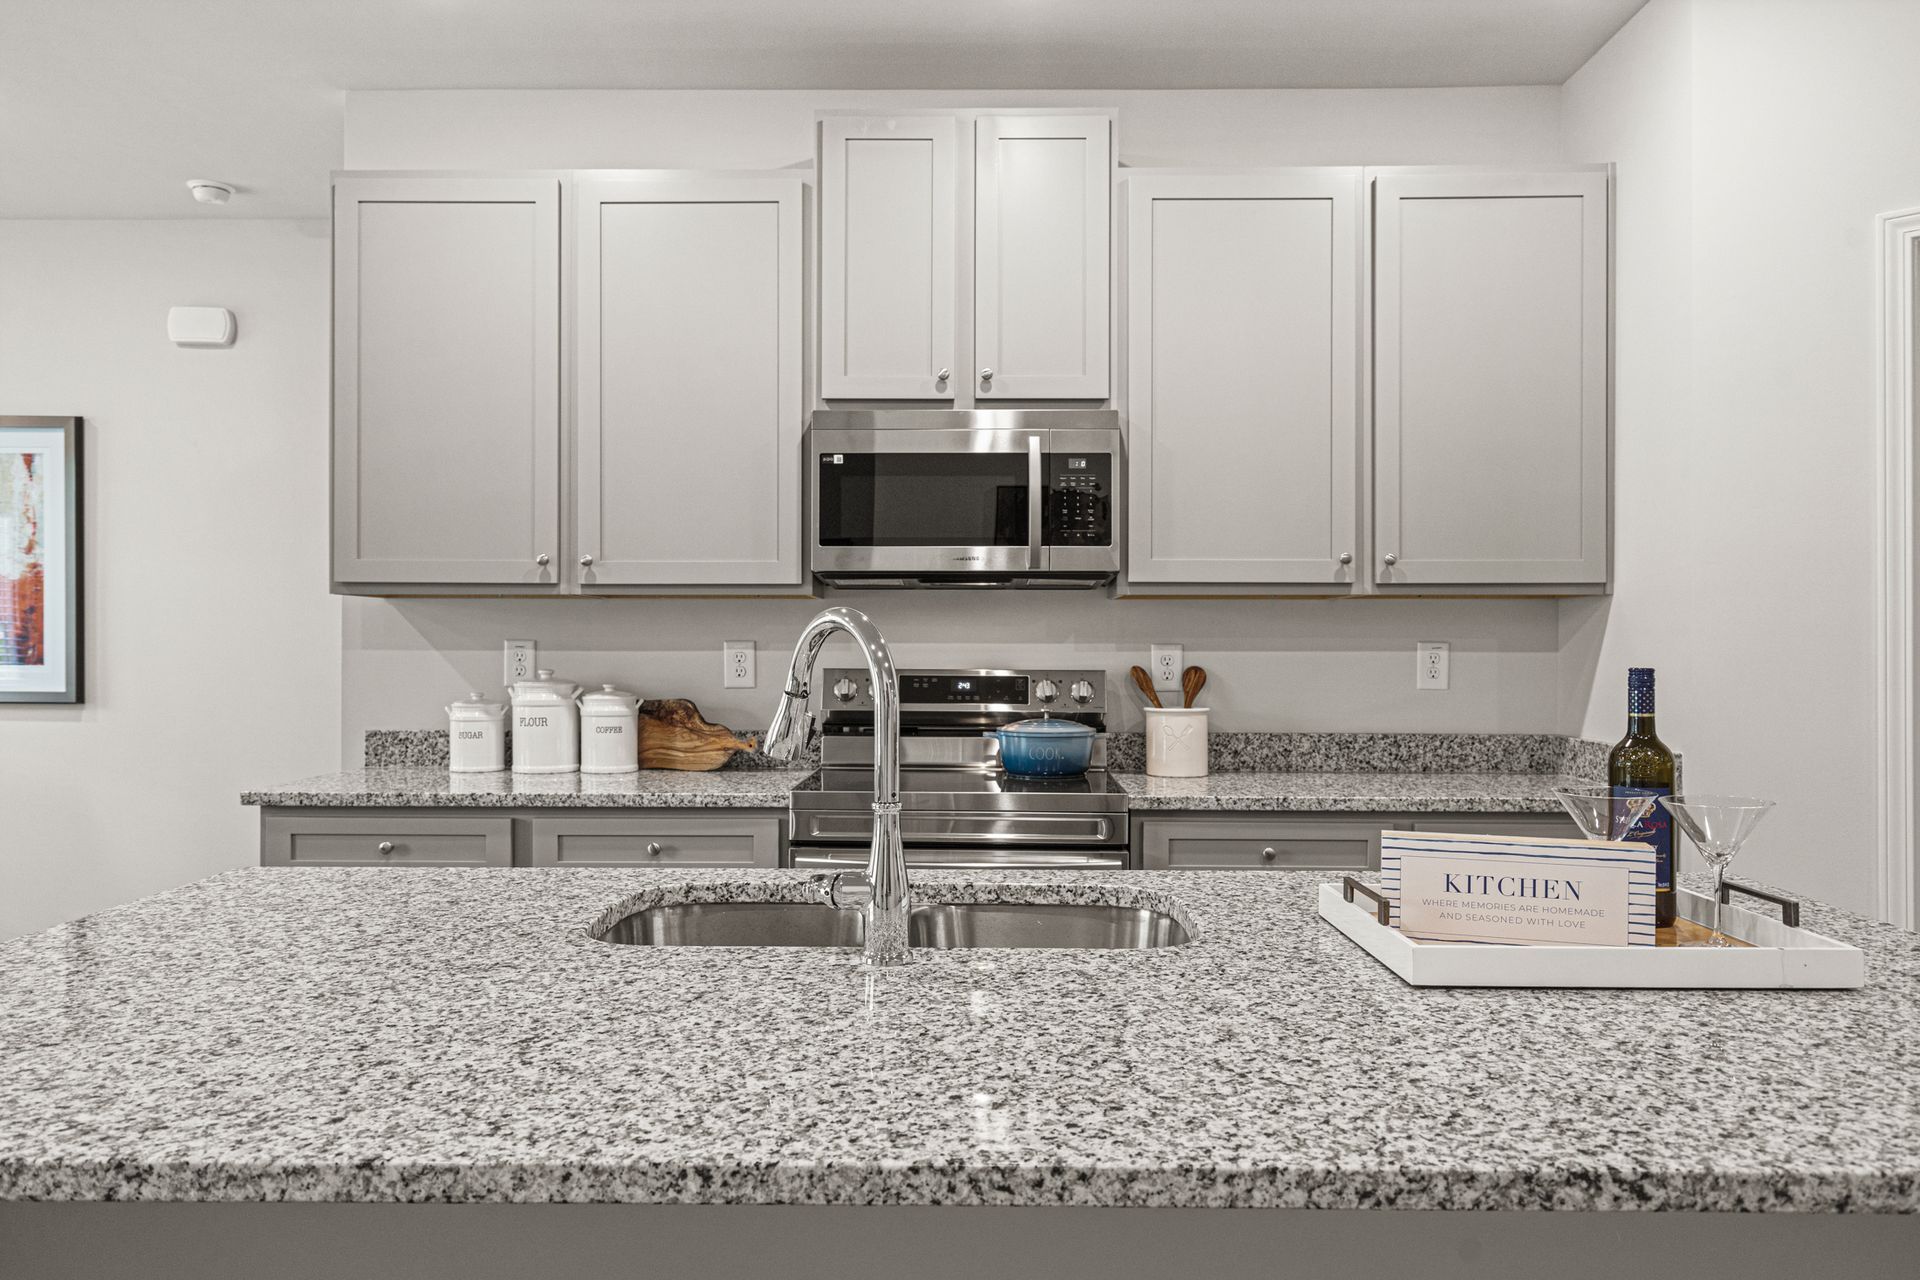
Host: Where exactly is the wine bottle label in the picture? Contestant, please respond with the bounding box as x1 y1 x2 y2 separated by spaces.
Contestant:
1613 784 1673 890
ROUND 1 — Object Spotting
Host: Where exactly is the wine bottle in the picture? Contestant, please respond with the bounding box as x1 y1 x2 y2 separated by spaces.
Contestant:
1609 667 1677 928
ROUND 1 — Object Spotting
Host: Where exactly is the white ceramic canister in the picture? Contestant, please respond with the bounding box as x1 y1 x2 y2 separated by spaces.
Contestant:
579 685 641 775
446 691 508 773
1144 707 1209 778
509 669 582 774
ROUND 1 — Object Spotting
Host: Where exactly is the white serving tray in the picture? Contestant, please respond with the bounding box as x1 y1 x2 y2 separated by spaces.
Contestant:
1317 880 1866 989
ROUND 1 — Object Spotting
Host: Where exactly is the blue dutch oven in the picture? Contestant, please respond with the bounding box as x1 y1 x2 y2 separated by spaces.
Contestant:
988 717 1096 779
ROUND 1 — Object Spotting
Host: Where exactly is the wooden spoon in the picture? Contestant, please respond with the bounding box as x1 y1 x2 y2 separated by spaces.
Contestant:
1129 665 1162 709
1182 665 1207 709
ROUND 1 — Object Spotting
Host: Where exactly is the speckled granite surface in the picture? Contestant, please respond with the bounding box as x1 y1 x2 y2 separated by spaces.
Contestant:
1 868 1912 1209
1105 732 1611 776
1114 771 1578 813
241 766 809 809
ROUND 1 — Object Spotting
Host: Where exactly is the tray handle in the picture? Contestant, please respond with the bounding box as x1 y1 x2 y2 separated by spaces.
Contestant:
1717 880 1800 928
1341 876 1391 927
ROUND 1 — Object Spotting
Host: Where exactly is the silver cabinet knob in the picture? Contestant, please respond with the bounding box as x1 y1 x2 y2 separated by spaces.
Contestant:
936 368 950 382
1383 553 1398 567
535 553 550 567
1261 846 1276 861
377 841 395 856
646 842 663 858
1069 679 1094 705
979 368 994 383
1338 552 1352 565
579 555 594 568
832 677 859 702
1035 679 1059 704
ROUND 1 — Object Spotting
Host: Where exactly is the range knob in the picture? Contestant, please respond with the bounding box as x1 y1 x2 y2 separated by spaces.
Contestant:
1034 679 1059 704
1068 679 1095 705
832 678 860 703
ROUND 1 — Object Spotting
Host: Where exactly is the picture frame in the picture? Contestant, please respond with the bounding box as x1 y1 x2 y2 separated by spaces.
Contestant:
0 416 83 704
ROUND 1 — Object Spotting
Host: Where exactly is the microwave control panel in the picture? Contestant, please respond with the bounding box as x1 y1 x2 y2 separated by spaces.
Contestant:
1045 453 1112 547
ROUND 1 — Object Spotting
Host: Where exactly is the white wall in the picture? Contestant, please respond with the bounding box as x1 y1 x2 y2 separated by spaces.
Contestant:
339 86 1577 760
0 221 339 939
1563 0 1920 917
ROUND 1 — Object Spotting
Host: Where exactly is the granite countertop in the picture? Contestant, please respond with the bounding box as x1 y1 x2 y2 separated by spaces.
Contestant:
240 766 812 809
1113 771 1572 812
3 868 1914 1210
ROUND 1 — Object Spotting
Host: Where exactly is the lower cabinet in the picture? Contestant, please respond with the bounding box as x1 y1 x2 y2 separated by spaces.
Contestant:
258 809 783 868
1135 812 1581 870
529 816 780 867
261 815 514 867
1139 817 1393 871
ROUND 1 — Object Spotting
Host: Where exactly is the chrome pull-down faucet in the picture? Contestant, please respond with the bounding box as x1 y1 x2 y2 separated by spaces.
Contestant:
763 606 907 968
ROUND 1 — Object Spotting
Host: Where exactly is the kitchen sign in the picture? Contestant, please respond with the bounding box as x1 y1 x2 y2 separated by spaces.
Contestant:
1379 831 1657 947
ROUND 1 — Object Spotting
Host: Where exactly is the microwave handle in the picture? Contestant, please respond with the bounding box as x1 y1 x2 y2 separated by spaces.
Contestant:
1027 434 1044 571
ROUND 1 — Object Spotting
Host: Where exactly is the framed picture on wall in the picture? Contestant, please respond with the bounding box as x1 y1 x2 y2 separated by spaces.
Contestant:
0 417 83 704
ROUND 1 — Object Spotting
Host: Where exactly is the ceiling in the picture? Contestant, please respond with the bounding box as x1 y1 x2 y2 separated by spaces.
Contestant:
1 0 1647 219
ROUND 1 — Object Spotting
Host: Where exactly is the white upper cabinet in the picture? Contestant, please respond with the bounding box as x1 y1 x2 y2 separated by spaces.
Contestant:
1372 169 1610 586
332 176 561 586
1126 171 1361 585
975 115 1113 400
575 175 804 587
820 118 957 400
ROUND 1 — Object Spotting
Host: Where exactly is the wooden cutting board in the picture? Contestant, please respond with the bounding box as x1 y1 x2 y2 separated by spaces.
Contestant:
637 699 758 771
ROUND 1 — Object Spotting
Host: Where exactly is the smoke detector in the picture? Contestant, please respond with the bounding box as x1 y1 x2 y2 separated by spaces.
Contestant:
186 180 234 205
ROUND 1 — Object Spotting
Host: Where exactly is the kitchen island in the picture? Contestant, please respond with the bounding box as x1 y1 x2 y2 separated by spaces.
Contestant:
4 868 1913 1278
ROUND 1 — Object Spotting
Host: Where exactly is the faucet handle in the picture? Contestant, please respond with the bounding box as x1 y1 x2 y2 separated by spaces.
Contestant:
810 870 873 910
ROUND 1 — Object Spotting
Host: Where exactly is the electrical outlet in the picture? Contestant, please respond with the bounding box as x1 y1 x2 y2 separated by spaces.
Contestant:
504 640 536 685
1416 641 1450 691
723 640 755 689
1150 644 1183 693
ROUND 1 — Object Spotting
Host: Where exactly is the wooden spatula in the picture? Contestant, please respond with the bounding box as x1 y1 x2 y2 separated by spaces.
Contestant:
1129 665 1162 709
1181 665 1207 709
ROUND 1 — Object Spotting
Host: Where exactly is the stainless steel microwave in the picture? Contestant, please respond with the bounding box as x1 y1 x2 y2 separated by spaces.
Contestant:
809 410 1121 589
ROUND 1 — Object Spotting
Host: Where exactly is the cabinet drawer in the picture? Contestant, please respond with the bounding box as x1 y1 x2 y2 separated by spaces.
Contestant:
1409 815 1581 840
1140 818 1389 871
262 816 512 867
530 816 780 868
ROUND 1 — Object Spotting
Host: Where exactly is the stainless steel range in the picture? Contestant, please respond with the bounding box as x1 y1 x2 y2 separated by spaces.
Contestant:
787 667 1129 870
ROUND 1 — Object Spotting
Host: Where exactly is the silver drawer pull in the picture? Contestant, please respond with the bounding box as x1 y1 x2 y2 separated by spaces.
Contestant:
646 842 663 857
1261 846 1276 861
377 841 395 855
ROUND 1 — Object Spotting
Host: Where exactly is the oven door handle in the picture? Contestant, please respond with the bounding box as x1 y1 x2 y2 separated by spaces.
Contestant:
1026 433 1044 572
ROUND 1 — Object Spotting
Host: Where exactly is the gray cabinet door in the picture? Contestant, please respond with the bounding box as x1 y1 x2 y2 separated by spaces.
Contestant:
262 815 513 867
575 175 805 587
1140 817 1390 870
332 176 561 586
974 116 1112 400
820 118 958 400
530 815 781 867
1372 169 1609 586
1126 171 1361 585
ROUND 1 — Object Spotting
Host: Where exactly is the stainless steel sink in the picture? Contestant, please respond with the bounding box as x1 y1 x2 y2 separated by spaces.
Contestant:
594 900 1189 949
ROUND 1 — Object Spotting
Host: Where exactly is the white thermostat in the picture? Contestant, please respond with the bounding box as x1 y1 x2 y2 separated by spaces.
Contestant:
167 306 236 348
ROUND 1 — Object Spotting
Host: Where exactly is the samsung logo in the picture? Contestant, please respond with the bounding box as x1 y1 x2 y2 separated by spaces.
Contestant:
951 555 983 563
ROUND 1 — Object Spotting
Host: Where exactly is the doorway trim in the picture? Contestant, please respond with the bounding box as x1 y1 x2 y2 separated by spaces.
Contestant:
1875 207 1920 929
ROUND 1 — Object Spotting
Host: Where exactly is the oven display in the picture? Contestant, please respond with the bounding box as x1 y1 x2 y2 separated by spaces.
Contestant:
903 674 1029 705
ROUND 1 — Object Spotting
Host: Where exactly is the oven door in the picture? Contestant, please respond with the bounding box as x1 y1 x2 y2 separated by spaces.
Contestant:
790 846 1128 871
812 426 1042 575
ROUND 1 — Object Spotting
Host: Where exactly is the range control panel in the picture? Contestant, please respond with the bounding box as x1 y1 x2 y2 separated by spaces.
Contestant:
1044 453 1112 547
821 668 1107 714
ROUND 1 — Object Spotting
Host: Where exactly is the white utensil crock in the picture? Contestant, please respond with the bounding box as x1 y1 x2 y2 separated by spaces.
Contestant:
1145 707 1209 778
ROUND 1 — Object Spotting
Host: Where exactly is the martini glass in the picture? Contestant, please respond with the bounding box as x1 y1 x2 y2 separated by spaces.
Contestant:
1659 794 1776 946
1551 782 1657 842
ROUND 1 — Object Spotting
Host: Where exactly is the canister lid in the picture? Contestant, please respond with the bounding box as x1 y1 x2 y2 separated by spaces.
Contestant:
579 684 639 713
509 669 580 703
447 691 506 719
